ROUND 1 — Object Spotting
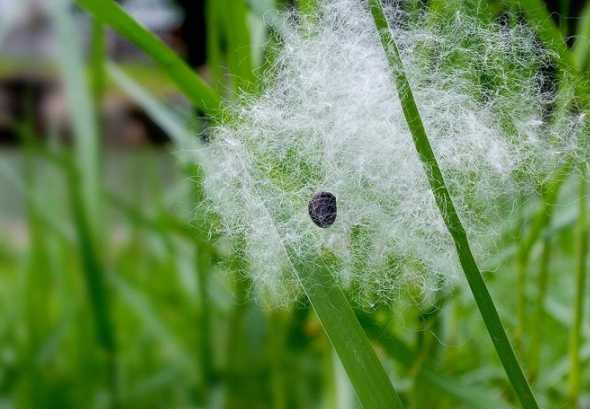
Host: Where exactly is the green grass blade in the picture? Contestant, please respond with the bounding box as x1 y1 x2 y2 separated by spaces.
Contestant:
368 1 538 407
529 235 552 380
568 167 588 404
206 0 226 92
90 19 107 103
223 0 255 94
53 0 101 229
573 2 590 72
75 0 222 117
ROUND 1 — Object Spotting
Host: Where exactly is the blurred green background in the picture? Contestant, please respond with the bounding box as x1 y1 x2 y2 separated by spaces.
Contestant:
0 0 589 408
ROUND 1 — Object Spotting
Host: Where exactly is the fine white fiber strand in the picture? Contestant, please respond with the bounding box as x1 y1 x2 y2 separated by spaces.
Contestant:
198 0 587 306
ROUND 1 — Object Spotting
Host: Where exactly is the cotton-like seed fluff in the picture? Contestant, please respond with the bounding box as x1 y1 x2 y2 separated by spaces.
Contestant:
198 0 586 306
309 191 337 228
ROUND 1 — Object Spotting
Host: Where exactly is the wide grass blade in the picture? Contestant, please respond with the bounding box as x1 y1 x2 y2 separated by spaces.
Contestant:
529 235 552 379
289 254 405 409
368 1 538 407
75 0 222 117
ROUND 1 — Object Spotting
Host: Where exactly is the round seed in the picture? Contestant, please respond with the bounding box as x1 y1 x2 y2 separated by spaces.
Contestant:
308 191 337 228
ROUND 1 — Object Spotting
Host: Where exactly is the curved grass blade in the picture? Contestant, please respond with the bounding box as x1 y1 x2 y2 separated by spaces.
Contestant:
75 0 222 118
368 1 538 407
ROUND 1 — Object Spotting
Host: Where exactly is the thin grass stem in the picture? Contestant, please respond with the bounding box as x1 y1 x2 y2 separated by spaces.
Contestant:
529 236 552 381
90 19 107 103
568 166 588 405
368 1 539 407
515 162 572 346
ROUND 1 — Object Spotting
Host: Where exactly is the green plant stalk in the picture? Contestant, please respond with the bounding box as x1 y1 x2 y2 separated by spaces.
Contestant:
66 161 119 405
529 236 552 380
196 247 214 400
90 19 107 103
573 2 590 72
19 123 54 408
52 1 118 405
559 0 571 36
191 164 216 401
515 161 572 345
268 309 289 409
75 0 221 117
368 1 538 407
568 167 588 404
223 0 255 94
206 0 225 93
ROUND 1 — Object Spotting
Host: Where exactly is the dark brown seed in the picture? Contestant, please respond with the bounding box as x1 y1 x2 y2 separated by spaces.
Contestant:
308 191 337 228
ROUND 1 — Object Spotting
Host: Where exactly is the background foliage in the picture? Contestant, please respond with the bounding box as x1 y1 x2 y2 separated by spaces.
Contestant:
0 0 589 408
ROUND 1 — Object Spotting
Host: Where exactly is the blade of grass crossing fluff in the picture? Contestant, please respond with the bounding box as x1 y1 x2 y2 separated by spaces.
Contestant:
75 0 221 117
222 0 256 94
225 151 403 408
367 1 539 408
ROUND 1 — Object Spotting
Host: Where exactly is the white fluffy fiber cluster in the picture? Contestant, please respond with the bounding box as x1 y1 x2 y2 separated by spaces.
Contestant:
199 0 584 305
